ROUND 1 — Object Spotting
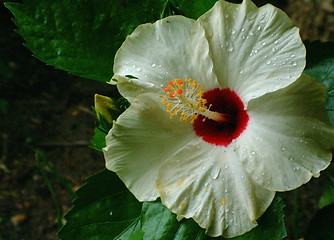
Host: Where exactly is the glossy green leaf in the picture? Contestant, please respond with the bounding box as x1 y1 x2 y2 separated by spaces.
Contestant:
5 0 165 82
58 169 143 240
230 196 286 240
4 0 220 83
90 127 107 152
171 0 217 19
59 167 286 240
319 175 334 209
139 196 286 240
304 41 334 124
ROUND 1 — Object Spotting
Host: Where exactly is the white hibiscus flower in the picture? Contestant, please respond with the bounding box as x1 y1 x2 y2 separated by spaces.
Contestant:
103 0 334 237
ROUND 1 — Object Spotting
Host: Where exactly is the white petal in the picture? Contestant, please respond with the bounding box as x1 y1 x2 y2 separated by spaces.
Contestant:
113 15 219 100
237 73 334 191
103 94 194 201
157 139 275 238
198 0 305 104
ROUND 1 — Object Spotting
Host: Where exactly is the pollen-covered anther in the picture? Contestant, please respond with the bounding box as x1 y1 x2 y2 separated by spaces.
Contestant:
162 78 228 123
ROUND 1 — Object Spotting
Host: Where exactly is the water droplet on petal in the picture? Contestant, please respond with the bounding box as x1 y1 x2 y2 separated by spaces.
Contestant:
291 61 297 66
291 54 295 58
151 63 156 68
251 151 255 155
261 41 267 46
227 45 234 52
239 70 244 74
256 25 261 31
210 167 221 180
266 60 272 65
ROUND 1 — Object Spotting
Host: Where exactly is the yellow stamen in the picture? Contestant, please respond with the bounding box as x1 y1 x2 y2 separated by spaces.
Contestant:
161 78 227 123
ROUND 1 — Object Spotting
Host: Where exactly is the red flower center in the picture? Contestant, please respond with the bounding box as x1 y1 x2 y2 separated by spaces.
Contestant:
193 88 249 146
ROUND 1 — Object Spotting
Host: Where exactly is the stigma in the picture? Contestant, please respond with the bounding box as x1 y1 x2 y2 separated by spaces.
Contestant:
160 79 229 123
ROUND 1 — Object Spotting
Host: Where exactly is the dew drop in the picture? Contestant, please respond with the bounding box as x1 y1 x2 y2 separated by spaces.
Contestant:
251 151 255 155
230 219 234 223
151 63 156 68
225 164 229 169
210 167 221 180
109 211 113 216
291 61 297 66
249 31 254 36
241 28 245 32
136 67 141 72
239 70 244 74
255 137 259 141
281 147 285 151
230 29 236 35
291 54 295 58
261 41 267 46
227 46 234 52
241 175 245 179
274 40 279 44
266 60 272 65
256 25 261 31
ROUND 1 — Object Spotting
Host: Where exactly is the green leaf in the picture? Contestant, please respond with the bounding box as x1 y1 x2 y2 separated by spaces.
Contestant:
59 167 286 240
138 196 286 240
90 127 107 152
304 41 334 124
304 203 334 240
230 196 286 240
319 175 334 209
5 0 221 82
58 169 143 240
5 0 165 82
173 0 217 19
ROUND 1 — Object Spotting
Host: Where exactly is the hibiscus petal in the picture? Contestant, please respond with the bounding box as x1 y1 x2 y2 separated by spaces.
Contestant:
156 139 275 237
103 94 194 201
237 73 334 191
112 15 219 101
198 0 305 104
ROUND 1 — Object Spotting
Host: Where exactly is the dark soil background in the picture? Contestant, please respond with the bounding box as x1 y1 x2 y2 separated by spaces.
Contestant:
0 0 333 239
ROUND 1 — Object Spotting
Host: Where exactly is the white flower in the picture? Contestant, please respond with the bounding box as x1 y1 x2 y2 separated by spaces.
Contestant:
103 0 334 237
